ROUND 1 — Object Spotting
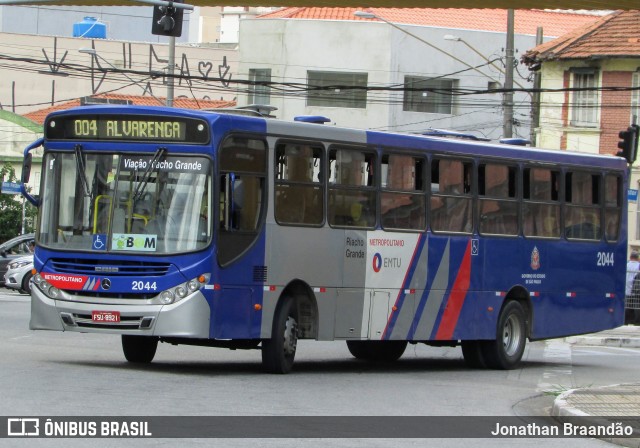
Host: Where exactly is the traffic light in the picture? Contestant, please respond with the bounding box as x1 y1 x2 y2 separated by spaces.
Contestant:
617 124 639 164
151 1 184 37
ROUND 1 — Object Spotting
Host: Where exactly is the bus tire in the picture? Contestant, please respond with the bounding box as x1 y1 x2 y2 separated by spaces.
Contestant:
481 301 526 370
346 340 407 362
461 340 486 368
122 335 158 363
20 272 33 295
262 296 298 374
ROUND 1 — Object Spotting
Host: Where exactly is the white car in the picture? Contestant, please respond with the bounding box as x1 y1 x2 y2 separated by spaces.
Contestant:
4 255 34 295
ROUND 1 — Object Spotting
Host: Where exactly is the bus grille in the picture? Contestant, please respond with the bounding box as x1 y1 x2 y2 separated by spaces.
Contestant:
50 258 171 276
253 265 268 282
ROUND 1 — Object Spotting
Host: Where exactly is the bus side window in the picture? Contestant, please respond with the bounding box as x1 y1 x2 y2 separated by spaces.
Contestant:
604 174 621 241
523 168 560 238
328 148 376 228
565 171 601 240
380 153 425 231
478 163 518 236
218 136 267 266
430 158 472 233
275 143 324 226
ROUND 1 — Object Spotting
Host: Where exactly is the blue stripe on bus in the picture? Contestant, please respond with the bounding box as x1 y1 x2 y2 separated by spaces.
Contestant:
382 233 426 340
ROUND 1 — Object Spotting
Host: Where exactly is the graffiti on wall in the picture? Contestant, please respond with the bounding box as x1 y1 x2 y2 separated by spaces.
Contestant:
1 36 235 112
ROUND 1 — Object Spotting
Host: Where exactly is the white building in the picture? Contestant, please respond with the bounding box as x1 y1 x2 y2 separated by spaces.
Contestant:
238 8 602 140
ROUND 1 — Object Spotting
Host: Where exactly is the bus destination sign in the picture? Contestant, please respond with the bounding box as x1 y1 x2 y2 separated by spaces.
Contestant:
45 115 210 144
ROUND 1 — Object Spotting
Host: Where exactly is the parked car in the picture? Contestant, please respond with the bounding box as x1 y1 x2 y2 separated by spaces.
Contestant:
4 255 34 294
0 233 35 286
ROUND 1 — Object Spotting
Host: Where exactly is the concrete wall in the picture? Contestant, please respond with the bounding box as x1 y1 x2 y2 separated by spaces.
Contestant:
0 32 238 115
239 18 542 139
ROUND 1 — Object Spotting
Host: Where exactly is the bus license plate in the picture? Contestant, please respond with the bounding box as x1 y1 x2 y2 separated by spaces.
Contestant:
92 311 121 323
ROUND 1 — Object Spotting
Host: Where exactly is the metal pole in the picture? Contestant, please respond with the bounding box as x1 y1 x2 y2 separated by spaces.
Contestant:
21 197 25 234
503 9 515 138
166 36 175 107
530 26 543 145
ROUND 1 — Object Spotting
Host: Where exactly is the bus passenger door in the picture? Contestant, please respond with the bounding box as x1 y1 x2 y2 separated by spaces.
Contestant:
369 291 390 339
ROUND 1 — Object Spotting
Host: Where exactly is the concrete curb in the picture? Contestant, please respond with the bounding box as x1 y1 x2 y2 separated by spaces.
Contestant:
565 334 640 348
552 384 640 448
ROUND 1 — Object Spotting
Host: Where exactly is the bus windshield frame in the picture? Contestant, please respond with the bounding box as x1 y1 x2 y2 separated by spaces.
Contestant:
38 149 213 255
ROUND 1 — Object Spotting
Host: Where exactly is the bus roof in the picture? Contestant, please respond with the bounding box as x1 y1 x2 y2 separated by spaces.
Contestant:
44 104 628 171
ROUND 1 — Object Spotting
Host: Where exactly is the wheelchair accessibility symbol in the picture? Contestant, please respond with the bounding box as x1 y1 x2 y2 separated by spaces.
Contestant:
471 239 479 256
92 234 107 251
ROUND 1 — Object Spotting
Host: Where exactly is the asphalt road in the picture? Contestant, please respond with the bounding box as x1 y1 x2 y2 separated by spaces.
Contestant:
2 289 637 447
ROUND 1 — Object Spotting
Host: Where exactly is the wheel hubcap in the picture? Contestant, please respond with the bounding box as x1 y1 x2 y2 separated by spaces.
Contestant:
283 316 298 356
502 314 522 357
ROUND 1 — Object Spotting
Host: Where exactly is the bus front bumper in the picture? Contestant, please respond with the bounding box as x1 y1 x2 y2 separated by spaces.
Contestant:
29 288 211 338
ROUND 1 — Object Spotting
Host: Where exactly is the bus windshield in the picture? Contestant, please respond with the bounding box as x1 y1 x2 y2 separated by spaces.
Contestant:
38 151 212 254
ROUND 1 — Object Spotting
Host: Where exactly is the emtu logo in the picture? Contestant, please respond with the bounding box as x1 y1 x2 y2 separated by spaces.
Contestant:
372 253 382 273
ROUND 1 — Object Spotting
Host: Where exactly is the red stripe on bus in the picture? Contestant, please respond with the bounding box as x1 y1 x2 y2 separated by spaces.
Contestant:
434 240 472 340
381 234 424 340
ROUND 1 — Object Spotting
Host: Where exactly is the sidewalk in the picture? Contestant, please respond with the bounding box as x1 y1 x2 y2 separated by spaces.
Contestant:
565 325 640 349
552 325 640 447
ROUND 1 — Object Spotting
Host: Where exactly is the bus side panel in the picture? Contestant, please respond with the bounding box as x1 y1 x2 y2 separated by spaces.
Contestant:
407 235 481 341
472 237 624 340
211 231 267 339
260 224 345 340
525 240 624 339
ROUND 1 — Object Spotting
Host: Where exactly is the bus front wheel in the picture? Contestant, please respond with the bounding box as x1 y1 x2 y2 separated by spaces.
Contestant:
122 335 158 363
262 296 298 374
346 340 407 362
481 301 526 370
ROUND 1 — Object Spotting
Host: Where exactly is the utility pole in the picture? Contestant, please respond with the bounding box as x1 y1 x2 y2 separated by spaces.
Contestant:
530 26 543 145
503 9 515 138
167 36 175 107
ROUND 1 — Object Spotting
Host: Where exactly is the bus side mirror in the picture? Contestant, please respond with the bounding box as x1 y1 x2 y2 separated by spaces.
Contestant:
22 153 32 184
21 137 43 207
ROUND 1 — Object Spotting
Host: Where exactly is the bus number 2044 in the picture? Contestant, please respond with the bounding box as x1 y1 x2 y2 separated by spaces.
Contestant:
597 252 615 267
132 281 158 291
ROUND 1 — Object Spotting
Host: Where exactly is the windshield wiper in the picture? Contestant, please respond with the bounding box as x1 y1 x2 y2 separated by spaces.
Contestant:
74 144 91 197
134 147 167 200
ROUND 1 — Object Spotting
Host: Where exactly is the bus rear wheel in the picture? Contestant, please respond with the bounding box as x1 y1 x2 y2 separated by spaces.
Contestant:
122 335 158 363
481 301 526 370
262 296 298 374
346 340 407 362
461 340 486 368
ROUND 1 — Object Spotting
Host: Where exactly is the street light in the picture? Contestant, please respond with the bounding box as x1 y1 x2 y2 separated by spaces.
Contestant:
78 48 164 106
353 11 501 85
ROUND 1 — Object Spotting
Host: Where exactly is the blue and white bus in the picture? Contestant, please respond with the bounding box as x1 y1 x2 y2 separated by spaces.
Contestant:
22 105 628 373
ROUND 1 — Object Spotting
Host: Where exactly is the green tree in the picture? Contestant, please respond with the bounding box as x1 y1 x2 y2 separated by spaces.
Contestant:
0 163 35 243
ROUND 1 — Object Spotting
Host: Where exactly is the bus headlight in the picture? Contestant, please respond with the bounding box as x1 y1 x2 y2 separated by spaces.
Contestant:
187 280 199 292
157 273 210 305
175 286 187 299
32 273 61 299
160 291 174 304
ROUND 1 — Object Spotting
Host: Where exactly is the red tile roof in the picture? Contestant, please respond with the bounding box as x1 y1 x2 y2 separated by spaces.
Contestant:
258 7 603 37
523 10 640 62
23 94 236 125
